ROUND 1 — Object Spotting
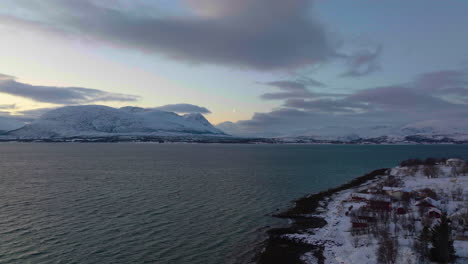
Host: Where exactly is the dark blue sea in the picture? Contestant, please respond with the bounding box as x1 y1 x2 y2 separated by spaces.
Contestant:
1 143 467 264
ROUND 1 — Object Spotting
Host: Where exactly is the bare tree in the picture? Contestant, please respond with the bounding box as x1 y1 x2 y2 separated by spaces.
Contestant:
353 235 360 248
450 166 460 177
420 188 438 199
414 226 431 263
382 175 404 187
451 187 463 201
423 165 441 178
408 166 419 176
377 232 398 264
461 162 468 176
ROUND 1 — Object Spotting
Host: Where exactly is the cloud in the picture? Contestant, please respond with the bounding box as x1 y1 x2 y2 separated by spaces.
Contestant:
0 104 16 110
16 107 57 119
283 98 371 113
0 73 15 81
415 70 468 97
340 45 382 77
349 85 453 111
261 80 317 100
0 111 11 117
12 103 211 120
222 69 468 137
0 0 335 70
0 78 140 104
260 79 345 100
155 103 211 114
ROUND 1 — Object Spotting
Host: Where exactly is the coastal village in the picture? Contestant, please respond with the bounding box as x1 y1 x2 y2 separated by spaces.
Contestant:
272 158 468 264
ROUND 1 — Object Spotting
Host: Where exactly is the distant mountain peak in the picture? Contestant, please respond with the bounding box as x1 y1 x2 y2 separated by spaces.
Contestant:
120 106 147 113
183 113 208 123
7 105 226 139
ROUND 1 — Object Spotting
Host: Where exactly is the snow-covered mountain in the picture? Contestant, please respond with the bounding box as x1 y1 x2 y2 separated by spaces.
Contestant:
2 105 467 143
7 105 225 138
216 118 468 143
400 119 468 135
0 116 26 134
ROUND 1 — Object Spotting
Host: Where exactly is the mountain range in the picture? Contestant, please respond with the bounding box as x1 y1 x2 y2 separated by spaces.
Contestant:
0 105 467 144
216 118 468 144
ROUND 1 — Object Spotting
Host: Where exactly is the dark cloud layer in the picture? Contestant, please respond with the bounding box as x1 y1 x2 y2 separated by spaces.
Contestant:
260 79 345 100
155 103 211 114
0 0 335 70
261 80 318 100
17 107 57 120
340 46 382 77
0 78 140 104
223 69 468 136
416 70 468 95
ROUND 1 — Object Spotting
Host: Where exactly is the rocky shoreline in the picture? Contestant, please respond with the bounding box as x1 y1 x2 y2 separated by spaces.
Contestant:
255 168 389 264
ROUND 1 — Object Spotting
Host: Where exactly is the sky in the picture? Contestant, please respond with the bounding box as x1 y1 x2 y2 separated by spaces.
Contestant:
0 0 467 136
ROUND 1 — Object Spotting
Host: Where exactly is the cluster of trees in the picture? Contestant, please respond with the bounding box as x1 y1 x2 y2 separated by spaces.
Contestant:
400 157 468 178
413 187 458 263
349 182 459 263
415 214 455 263
423 165 442 178
377 232 399 264
398 158 445 177
349 196 400 262
381 176 404 188
400 158 448 167
451 162 468 177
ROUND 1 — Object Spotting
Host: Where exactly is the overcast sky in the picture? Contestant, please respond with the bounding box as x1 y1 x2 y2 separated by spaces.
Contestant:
0 0 467 135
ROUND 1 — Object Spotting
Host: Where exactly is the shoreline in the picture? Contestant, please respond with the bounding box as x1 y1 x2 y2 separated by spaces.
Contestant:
255 168 389 264
1 135 467 145
0 140 465 146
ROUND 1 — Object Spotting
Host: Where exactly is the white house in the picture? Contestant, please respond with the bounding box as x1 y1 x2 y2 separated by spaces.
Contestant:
446 158 466 167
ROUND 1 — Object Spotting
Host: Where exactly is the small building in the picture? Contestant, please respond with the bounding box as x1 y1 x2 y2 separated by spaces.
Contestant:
396 207 408 215
368 200 391 211
415 197 439 208
382 187 412 200
351 193 370 202
446 158 466 167
450 208 468 230
352 220 369 229
383 187 403 199
358 215 377 222
358 185 381 194
427 208 442 218
355 210 377 222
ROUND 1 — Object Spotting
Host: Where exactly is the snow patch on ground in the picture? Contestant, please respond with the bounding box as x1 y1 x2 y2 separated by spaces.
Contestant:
286 161 468 264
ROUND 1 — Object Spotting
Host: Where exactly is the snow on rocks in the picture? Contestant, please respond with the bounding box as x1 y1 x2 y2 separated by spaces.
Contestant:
283 159 468 264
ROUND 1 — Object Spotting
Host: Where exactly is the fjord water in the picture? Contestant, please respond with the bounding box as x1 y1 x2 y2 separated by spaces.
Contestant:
1 144 468 264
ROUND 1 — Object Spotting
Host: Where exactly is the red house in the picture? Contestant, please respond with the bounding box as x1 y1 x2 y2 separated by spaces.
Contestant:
368 200 391 211
358 215 377 222
352 221 369 228
396 207 407 215
351 194 370 202
427 208 442 218
415 197 439 208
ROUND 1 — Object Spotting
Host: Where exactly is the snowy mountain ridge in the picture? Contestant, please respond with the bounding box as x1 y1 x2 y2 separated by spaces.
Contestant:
216 118 468 143
1 105 467 143
6 105 225 139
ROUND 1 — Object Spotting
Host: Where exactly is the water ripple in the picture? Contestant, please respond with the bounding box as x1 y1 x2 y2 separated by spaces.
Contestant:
1 143 467 263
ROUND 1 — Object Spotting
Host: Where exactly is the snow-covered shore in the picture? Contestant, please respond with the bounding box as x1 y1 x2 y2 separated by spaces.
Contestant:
259 158 468 264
